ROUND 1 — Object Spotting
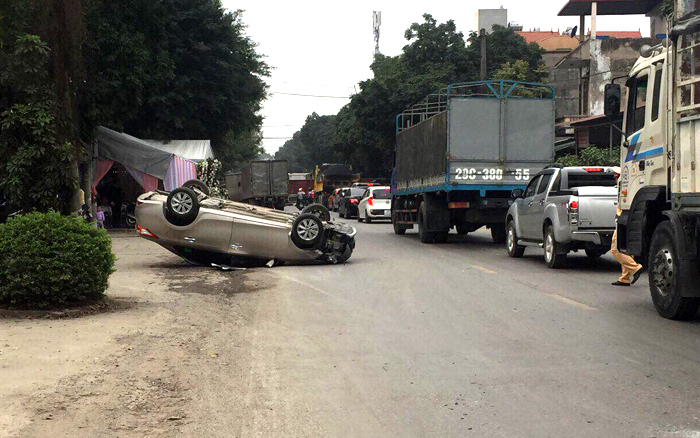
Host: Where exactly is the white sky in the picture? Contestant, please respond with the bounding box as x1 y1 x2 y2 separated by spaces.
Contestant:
223 0 651 154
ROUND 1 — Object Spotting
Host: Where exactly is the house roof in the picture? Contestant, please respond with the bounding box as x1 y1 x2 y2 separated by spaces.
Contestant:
558 0 661 16
588 30 642 38
516 30 558 43
536 34 581 52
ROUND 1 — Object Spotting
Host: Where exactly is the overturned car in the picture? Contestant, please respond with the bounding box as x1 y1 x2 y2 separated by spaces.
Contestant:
135 180 355 266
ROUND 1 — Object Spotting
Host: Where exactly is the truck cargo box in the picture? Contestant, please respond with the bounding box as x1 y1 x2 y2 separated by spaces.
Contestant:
226 160 289 202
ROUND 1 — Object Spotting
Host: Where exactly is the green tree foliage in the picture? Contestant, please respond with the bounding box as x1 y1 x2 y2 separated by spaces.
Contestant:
81 0 269 170
556 146 621 167
0 34 77 213
277 15 547 177
0 211 115 309
275 113 338 172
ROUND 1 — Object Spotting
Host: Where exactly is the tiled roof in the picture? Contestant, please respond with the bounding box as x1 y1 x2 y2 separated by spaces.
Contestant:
516 31 558 43
588 30 642 38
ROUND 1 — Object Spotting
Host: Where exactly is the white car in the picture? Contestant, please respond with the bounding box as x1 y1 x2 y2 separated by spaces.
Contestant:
357 186 392 223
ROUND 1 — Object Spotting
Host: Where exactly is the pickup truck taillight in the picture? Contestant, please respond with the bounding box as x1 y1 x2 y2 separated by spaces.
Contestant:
568 198 579 226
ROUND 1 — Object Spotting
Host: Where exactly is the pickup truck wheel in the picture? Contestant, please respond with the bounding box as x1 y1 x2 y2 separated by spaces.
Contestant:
491 224 507 244
165 187 200 226
507 221 525 258
418 203 435 244
291 214 324 249
544 225 567 269
649 222 700 320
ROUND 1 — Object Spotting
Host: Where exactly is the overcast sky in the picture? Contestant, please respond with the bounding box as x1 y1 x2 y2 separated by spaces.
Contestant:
222 0 650 154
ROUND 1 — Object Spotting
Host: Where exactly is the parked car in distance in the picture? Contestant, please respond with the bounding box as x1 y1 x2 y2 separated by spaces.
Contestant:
135 180 356 266
327 188 342 211
332 187 349 212
506 166 617 268
358 186 391 223
338 187 366 219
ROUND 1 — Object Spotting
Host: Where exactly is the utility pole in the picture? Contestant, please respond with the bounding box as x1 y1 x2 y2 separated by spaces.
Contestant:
373 11 381 56
479 28 487 80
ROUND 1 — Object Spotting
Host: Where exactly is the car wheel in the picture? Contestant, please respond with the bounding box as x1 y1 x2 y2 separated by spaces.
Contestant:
490 224 507 244
649 222 700 320
585 248 607 258
165 187 200 226
335 244 353 264
301 204 331 221
507 221 525 258
182 179 210 196
365 214 372 224
291 213 324 249
418 203 435 244
544 225 566 269
392 209 407 235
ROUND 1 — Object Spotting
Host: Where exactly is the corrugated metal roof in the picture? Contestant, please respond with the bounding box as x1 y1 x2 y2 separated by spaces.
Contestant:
559 0 660 16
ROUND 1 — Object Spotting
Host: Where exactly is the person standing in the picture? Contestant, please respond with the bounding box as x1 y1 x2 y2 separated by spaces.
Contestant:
611 167 644 286
296 188 305 209
95 206 106 229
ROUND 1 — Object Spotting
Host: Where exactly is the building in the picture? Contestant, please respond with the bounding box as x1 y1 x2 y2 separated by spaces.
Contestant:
474 7 508 33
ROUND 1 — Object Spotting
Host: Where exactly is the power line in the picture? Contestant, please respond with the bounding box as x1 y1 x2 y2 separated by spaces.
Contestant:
271 91 350 99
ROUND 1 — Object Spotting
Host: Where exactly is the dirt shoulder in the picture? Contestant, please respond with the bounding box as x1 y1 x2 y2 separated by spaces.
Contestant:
0 232 269 438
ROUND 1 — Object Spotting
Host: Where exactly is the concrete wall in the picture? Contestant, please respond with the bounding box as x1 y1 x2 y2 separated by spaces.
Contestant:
543 52 581 119
475 9 507 33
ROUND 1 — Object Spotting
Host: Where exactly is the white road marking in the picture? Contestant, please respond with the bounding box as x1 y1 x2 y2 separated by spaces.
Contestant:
545 294 597 311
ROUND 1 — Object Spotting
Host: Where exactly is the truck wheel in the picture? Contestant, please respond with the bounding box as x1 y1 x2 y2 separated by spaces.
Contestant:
491 224 507 244
291 214 324 250
507 221 525 258
544 225 567 269
456 225 470 236
165 187 200 226
418 203 435 244
182 179 210 196
392 210 407 235
433 231 449 243
649 222 700 320
585 248 607 258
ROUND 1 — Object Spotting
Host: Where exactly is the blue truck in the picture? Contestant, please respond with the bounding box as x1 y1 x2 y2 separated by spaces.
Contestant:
391 80 555 243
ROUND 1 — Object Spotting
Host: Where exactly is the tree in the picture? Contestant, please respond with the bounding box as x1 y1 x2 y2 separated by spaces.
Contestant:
274 113 338 172
81 0 269 169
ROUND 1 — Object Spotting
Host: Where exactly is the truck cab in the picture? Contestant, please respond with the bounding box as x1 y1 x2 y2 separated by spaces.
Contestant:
609 4 700 320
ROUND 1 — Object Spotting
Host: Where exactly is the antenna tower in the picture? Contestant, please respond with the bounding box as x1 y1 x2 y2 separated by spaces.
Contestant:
373 11 382 56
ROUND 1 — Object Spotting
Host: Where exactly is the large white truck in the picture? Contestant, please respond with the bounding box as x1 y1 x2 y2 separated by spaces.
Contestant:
606 1 700 319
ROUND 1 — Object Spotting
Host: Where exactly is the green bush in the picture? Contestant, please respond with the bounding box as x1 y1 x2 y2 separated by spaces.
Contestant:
0 211 116 309
556 146 621 167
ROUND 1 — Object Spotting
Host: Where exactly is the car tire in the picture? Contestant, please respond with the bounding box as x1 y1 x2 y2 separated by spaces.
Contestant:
335 244 353 264
585 248 607 258
392 209 407 235
507 221 525 258
365 214 372 224
165 187 200 226
649 222 700 320
291 213 324 250
182 179 210 196
544 225 567 269
418 203 435 244
301 204 331 221
490 224 507 244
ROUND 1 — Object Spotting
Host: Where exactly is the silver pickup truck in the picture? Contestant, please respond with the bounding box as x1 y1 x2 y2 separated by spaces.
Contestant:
505 166 617 268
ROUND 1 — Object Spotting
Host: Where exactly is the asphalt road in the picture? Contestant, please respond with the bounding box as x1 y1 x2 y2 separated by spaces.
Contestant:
230 210 700 438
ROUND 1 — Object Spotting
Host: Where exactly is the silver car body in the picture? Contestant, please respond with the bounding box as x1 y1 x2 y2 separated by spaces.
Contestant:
507 167 617 248
135 191 356 263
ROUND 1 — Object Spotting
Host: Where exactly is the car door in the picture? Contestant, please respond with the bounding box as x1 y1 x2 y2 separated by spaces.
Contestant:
358 189 370 217
178 207 234 254
527 172 553 239
518 175 542 239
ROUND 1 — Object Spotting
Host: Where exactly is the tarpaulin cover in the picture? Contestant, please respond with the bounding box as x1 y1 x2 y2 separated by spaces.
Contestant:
97 127 173 179
146 139 214 162
671 9 700 38
395 111 447 183
319 164 354 177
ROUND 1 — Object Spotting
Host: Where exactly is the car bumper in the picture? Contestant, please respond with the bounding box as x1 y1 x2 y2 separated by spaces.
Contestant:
367 208 391 218
571 230 614 246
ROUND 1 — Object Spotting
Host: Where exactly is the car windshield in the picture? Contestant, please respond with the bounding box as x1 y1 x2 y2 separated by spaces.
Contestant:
372 189 391 199
566 172 616 188
350 188 366 197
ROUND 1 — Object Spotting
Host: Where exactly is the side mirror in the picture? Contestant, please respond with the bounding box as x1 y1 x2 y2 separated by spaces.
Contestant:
604 83 621 116
511 188 524 199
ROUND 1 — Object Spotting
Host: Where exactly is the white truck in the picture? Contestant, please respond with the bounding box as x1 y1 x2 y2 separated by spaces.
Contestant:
605 1 700 319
